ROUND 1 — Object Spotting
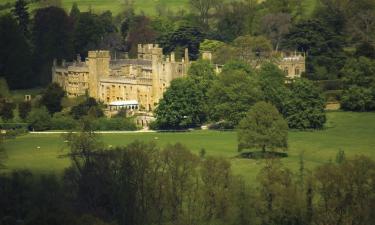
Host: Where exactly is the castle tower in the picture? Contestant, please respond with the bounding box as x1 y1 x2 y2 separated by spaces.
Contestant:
88 50 110 98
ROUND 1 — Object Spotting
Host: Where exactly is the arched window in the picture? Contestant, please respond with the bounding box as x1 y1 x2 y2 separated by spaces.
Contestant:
284 67 289 74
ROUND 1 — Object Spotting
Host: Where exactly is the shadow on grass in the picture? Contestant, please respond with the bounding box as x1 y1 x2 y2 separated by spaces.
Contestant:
238 151 288 159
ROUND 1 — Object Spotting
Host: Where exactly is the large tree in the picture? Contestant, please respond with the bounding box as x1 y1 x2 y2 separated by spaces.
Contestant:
0 14 33 89
282 19 346 80
154 78 207 129
12 0 29 35
238 101 288 152
208 61 264 127
189 0 218 26
32 7 74 85
283 78 326 129
40 83 65 115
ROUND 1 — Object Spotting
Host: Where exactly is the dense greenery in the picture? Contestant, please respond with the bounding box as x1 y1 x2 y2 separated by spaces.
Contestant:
238 101 288 152
0 125 374 225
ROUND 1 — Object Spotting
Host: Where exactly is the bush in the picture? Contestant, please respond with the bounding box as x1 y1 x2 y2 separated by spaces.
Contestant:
92 118 137 131
18 101 32 120
27 107 51 131
70 97 104 119
341 86 375 111
50 113 78 130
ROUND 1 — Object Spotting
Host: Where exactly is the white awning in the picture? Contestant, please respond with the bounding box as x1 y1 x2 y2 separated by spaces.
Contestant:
109 100 139 106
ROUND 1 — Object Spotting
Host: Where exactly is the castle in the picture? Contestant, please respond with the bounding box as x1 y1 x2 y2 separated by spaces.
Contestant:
52 44 305 114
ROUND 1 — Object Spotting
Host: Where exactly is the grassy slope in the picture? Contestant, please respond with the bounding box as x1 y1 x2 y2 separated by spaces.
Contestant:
0 0 318 16
3 111 375 183
0 0 190 15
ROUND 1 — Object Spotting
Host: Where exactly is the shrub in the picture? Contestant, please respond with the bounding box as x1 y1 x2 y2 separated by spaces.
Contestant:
92 118 137 131
27 107 51 131
341 86 375 111
51 113 78 130
18 101 32 120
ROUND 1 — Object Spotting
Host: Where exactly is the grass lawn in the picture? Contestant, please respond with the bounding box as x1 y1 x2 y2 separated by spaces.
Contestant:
2 111 375 184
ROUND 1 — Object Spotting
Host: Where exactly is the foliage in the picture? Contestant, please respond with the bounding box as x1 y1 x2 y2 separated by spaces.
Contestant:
161 25 204 60
238 102 288 152
18 101 32 120
341 86 375 111
154 78 207 129
258 63 290 112
0 100 15 121
40 83 65 114
92 117 137 131
199 39 225 52
208 62 263 127
70 97 104 120
282 19 346 80
26 107 51 131
11 0 29 35
0 78 10 98
32 6 74 86
0 14 33 89
341 57 375 88
283 78 326 129
50 113 78 130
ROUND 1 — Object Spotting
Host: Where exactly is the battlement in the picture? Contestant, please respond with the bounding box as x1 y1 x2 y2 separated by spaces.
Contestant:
137 44 163 60
280 52 305 62
88 50 111 58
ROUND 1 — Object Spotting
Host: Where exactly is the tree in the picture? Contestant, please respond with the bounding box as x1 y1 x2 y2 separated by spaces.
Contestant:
161 25 204 60
208 61 263 127
238 102 288 152
187 59 216 91
74 11 118 57
260 13 291 51
283 79 326 129
0 101 15 121
258 63 290 112
154 78 207 129
70 97 104 119
341 86 374 111
12 0 29 35
215 2 249 42
33 7 74 85
69 2 80 21
126 15 156 56
40 83 65 115
282 19 346 80
341 57 375 88
0 14 34 89
189 0 218 26
18 101 32 120
27 107 51 131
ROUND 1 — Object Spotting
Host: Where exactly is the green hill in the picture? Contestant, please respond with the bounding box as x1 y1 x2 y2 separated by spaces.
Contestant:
0 0 190 15
1 0 318 16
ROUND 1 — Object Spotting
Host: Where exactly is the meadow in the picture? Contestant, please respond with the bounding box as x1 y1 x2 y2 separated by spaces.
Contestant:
2 111 375 183
0 0 318 16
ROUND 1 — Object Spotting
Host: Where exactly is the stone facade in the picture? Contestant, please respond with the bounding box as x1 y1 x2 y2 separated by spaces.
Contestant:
52 44 305 113
53 44 190 111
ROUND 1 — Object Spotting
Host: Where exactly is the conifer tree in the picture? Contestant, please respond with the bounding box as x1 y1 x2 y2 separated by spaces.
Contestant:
12 0 29 35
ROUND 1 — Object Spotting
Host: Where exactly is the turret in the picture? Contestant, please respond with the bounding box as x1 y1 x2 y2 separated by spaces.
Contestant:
87 50 110 98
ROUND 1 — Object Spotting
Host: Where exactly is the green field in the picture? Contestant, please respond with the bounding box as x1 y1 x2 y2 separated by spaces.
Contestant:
2 111 375 183
0 0 318 16
0 0 190 15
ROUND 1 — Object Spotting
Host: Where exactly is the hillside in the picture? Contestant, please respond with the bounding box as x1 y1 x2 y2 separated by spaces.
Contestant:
1 0 318 16
1 0 190 15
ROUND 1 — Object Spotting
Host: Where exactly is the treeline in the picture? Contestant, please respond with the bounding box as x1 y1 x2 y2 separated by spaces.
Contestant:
0 82 137 131
1 0 375 86
153 61 326 130
0 128 374 225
